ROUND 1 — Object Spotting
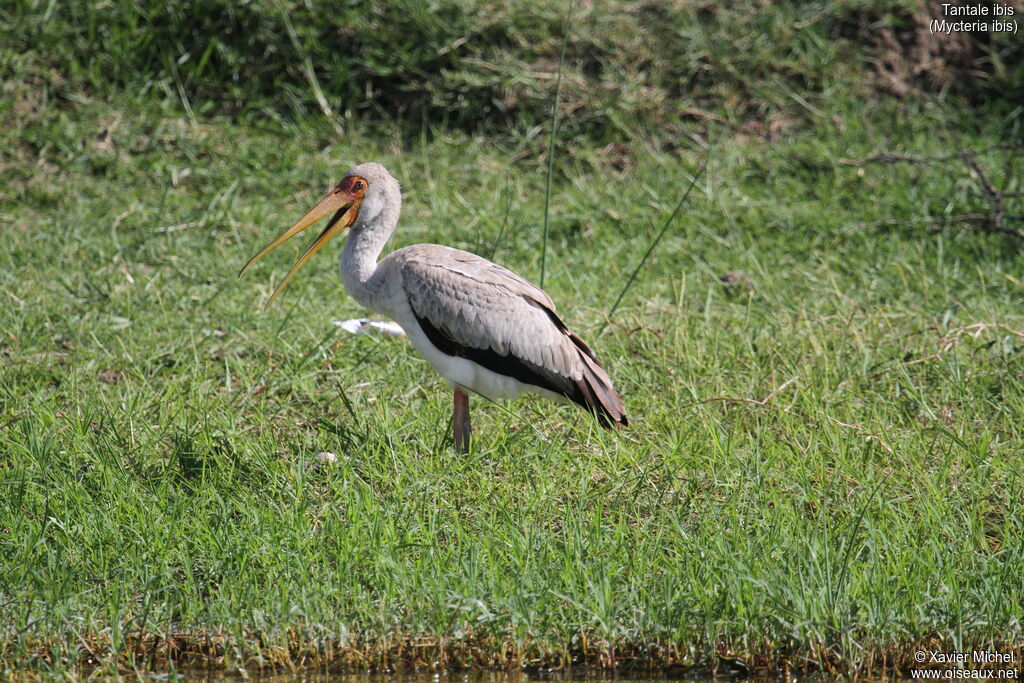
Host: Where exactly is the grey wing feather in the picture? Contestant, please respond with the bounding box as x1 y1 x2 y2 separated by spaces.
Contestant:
396 245 627 427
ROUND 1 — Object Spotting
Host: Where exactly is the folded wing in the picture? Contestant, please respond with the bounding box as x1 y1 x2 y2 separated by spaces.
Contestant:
398 246 627 427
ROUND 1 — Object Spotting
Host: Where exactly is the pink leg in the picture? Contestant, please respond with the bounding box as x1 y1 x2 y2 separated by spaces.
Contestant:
453 387 471 453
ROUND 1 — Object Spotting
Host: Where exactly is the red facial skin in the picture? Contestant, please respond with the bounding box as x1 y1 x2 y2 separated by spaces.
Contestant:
337 175 368 199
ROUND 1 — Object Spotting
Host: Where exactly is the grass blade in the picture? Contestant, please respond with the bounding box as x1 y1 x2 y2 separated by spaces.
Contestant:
540 0 575 289
599 148 711 336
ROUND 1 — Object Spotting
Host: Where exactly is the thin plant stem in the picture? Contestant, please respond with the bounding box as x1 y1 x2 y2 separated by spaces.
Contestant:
599 151 711 336
540 0 574 289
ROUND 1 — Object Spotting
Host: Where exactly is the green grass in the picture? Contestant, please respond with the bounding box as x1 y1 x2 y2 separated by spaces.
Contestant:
2 1 1024 677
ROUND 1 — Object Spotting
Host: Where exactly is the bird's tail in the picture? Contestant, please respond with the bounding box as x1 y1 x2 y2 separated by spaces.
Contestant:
568 332 628 429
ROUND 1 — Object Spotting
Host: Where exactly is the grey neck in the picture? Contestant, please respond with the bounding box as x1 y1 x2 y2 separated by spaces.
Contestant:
340 186 401 308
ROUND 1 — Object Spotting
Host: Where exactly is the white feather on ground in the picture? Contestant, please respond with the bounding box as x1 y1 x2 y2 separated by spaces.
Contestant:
334 318 406 338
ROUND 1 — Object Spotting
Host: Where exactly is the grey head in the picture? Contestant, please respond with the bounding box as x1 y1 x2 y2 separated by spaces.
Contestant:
344 162 402 232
